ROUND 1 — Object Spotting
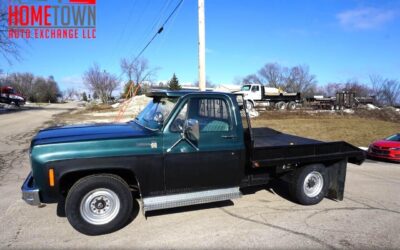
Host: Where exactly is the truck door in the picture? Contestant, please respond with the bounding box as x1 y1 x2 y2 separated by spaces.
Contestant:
250 84 262 101
163 95 244 194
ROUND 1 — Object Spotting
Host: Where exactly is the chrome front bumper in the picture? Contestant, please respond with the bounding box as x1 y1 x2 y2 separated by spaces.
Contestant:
21 172 41 206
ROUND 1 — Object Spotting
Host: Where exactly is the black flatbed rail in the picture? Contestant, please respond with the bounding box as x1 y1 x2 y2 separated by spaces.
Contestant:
251 128 365 167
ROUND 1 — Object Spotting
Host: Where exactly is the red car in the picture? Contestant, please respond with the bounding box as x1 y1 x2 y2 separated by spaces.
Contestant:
0 86 25 106
368 134 400 162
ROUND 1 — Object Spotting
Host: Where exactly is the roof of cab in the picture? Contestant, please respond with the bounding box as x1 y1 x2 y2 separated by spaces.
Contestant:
146 89 236 98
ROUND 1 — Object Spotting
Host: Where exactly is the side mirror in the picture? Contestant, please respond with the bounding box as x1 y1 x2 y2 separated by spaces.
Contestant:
184 119 200 141
153 112 164 124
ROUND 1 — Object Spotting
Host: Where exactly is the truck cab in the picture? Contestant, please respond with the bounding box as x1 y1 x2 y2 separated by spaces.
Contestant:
237 84 264 101
21 90 365 235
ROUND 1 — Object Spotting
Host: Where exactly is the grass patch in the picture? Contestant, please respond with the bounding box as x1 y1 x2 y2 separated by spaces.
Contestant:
252 111 400 146
84 103 114 112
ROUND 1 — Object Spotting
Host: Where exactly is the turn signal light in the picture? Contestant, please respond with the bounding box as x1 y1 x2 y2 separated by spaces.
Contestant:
48 168 55 187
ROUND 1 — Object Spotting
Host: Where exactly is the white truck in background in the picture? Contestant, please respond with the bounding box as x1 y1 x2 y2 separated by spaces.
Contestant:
235 83 301 110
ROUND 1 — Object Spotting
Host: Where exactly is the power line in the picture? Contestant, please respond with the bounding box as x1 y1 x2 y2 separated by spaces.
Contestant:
132 0 184 62
152 0 183 57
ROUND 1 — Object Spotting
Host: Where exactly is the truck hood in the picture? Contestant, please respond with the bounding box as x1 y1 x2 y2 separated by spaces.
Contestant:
372 140 400 148
31 121 155 147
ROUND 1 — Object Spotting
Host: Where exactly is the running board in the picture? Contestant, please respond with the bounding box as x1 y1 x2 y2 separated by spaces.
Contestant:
143 187 242 212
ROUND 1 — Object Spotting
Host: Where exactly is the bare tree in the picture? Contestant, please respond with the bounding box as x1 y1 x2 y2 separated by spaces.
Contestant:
369 75 400 106
120 58 134 83
232 76 243 85
258 63 285 88
6 72 35 100
323 83 343 97
64 88 78 100
194 78 214 88
369 74 384 99
83 64 119 103
284 65 317 96
343 79 370 97
239 63 317 96
0 2 21 64
381 79 400 106
120 57 157 86
242 74 261 85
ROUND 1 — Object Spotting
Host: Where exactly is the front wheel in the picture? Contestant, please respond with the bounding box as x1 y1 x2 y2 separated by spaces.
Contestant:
65 174 133 235
245 101 254 110
290 164 328 205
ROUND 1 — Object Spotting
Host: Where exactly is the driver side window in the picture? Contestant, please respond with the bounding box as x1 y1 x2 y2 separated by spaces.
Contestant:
170 103 188 132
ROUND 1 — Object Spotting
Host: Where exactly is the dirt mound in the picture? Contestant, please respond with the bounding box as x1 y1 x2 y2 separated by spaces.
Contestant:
355 107 400 123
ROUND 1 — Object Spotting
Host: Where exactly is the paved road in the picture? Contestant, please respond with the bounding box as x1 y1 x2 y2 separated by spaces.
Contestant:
0 104 399 249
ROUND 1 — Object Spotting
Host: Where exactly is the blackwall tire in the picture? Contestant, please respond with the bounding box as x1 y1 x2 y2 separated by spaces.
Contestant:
275 101 286 110
65 174 133 235
290 164 328 205
287 101 296 110
246 101 254 110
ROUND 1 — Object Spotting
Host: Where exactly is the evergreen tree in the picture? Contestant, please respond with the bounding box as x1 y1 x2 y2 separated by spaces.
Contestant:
167 73 182 90
122 80 141 98
82 92 88 102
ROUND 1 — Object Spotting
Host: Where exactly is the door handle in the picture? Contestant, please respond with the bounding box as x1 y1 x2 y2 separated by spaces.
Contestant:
221 135 237 139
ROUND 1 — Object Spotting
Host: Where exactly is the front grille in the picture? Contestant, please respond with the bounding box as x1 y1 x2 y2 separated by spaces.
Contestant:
371 146 390 155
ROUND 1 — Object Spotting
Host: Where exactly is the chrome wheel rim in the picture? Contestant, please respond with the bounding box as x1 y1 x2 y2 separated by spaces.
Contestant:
303 171 323 198
246 102 253 110
80 188 120 225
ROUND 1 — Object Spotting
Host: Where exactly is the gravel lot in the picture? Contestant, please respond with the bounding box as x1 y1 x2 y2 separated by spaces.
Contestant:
0 103 399 249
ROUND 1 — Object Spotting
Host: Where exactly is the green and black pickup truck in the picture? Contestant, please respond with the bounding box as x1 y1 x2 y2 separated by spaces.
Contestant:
21 90 365 235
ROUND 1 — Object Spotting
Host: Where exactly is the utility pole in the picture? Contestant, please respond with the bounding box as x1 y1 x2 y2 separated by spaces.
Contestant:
198 0 206 91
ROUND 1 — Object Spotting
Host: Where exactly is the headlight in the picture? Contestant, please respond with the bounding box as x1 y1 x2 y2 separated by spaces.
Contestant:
389 148 400 151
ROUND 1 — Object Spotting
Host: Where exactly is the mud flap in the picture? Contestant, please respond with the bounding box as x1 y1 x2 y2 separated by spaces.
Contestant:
326 159 347 201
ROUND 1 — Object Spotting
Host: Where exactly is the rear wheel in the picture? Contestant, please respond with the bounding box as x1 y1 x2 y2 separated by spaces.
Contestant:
275 101 286 110
65 174 133 235
290 164 328 205
287 101 296 110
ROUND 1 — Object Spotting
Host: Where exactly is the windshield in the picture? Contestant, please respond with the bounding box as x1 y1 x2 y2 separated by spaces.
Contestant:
386 134 400 142
134 97 179 130
241 85 251 91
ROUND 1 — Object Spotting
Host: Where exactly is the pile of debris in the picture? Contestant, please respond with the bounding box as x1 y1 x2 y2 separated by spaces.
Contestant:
112 95 151 118
355 105 400 123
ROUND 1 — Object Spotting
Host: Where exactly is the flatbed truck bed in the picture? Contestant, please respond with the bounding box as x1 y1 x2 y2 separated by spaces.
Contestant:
251 127 365 167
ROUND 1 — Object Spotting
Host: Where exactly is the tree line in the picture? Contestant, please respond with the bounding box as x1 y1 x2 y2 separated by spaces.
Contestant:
0 73 61 103
239 62 400 106
1 2 399 106
237 63 317 97
83 57 181 102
